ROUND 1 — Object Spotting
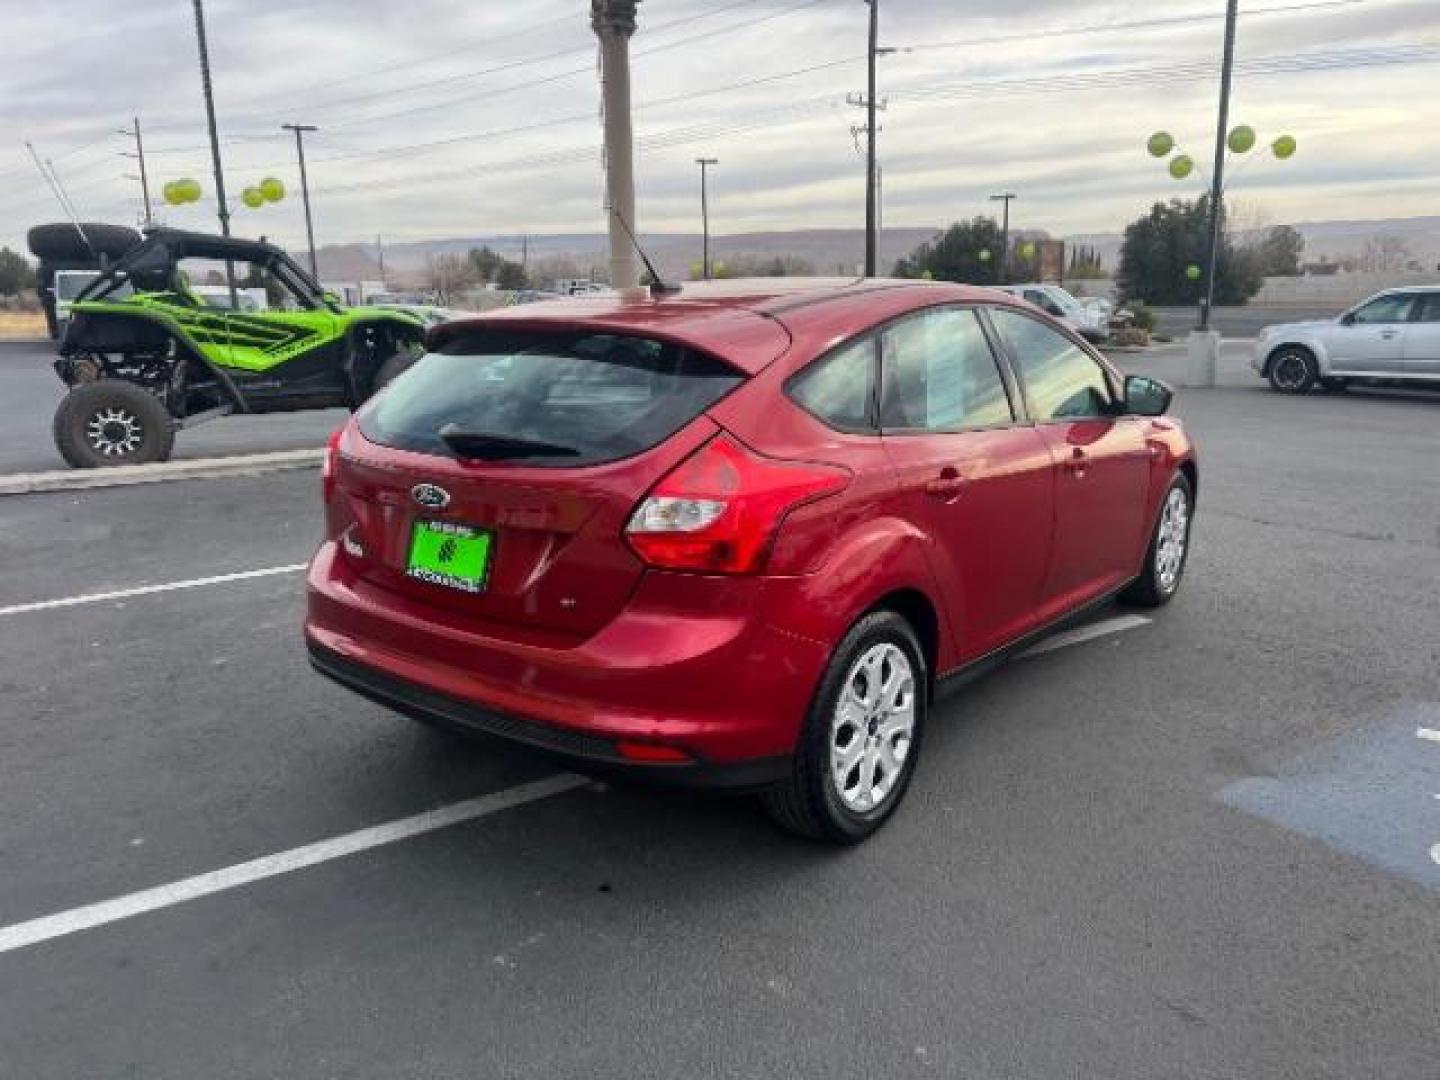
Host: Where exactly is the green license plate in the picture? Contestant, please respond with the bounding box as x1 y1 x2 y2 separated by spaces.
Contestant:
406 520 492 593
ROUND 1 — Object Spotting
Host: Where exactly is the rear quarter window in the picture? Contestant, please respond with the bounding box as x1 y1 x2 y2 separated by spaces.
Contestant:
358 328 743 466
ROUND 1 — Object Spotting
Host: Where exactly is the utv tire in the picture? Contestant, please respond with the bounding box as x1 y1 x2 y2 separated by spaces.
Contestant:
53 380 175 468
761 611 927 844
370 349 419 396
1120 473 1193 608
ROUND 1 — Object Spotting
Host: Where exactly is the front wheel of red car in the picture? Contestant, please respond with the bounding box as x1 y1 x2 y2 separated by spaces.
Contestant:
762 611 927 844
1121 473 1194 608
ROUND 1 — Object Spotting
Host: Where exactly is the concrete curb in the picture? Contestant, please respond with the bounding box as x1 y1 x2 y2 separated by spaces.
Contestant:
0 448 322 496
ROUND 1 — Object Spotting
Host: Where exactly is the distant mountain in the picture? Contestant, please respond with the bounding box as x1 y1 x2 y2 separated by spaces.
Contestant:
313 215 1440 287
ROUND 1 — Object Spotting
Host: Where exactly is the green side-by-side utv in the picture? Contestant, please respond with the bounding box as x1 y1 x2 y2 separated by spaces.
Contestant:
52 227 426 467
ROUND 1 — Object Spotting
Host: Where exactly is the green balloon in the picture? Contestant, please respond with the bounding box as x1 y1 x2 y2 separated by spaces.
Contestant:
1147 131 1174 158
259 176 285 203
1020 242 1037 259
1227 125 1256 154
978 249 992 262
1169 154 1195 180
1186 264 1202 281
162 181 183 206
175 177 202 203
241 186 265 209
1272 134 1297 160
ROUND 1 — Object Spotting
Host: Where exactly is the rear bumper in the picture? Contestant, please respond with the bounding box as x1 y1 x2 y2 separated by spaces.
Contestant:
305 541 830 784
308 641 789 790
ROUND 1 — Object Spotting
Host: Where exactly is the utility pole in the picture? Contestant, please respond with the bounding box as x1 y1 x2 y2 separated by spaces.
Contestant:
864 0 879 276
190 0 230 238
376 234 386 286
695 158 718 279
118 118 153 226
990 192 1016 283
282 123 320 280
1200 0 1240 332
591 0 642 293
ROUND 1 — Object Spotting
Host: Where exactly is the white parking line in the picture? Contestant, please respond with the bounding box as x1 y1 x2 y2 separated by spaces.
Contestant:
1416 728 1440 743
1020 614 1153 659
0 774 587 957
0 564 309 617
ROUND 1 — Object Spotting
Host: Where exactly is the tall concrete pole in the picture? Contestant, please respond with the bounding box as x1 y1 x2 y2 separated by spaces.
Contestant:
696 157 717 279
1200 0 1240 332
592 0 641 292
864 0 879 276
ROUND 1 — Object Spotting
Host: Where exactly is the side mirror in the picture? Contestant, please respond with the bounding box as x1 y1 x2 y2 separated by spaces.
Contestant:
1124 375 1173 417
1339 312 1356 326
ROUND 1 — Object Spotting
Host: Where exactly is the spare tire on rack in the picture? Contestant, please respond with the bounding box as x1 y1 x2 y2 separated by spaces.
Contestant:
26 222 143 264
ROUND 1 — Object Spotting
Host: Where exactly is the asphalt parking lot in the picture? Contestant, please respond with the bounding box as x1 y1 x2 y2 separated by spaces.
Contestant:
1 343 1437 1078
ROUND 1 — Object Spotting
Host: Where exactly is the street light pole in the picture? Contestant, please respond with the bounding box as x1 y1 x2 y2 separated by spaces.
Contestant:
190 0 230 239
990 193 1016 284
282 123 320 280
696 157 717 279
592 0 642 293
1200 0 1240 332
864 0 879 276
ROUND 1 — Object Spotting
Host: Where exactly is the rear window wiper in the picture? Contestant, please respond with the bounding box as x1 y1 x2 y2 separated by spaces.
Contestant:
437 424 581 460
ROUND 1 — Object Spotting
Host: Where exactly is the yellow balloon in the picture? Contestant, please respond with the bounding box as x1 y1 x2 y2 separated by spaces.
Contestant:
259 177 285 202
1169 154 1195 180
1272 135 1297 160
1147 131 1174 158
1228 125 1256 154
241 186 265 209
1020 242 1037 259
162 181 183 206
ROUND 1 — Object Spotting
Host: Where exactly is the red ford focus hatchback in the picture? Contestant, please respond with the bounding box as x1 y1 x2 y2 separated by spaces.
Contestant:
306 279 1197 842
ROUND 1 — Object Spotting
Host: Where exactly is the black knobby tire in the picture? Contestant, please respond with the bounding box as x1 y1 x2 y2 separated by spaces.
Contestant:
1120 473 1194 608
761 610 928 844
1267 347 1317 394
53 380 175 469
370 348 419 397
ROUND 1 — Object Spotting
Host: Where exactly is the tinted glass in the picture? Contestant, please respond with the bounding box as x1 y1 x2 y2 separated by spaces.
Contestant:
787 336 875 431
359 329 742 466
880 307 1013 431
990 307 1114 421
1351 294 1416 324
1415 295 1440 323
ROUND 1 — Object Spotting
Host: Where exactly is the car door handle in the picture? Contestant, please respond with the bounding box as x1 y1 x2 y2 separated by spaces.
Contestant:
1064 446 1088 476
1380 329 1400 339
924 467 965 501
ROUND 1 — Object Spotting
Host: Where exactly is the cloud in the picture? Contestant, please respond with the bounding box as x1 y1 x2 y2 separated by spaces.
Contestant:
3 0 1439 255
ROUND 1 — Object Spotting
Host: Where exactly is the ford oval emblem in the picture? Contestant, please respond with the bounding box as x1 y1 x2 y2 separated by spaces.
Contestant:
411 483 451 510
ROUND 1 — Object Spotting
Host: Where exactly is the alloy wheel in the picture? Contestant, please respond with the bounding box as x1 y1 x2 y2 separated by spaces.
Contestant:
829 642 916 813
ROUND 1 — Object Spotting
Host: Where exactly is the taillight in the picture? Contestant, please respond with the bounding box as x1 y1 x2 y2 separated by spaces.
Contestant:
322 427 343 504
625 434 849 574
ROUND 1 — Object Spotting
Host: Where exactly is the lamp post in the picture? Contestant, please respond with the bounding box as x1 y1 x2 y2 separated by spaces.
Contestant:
696 158 717 280
990 193 1016 284
591 0 642 293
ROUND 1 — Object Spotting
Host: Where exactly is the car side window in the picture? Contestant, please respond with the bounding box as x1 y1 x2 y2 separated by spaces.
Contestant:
1351 294 1416 324
879 307 1014 431
1415 295 1440 323
787 336 876 432
989 307 1115 422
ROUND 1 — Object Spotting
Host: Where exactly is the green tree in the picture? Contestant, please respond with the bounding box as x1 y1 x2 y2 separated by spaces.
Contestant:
893 217 1004 283
468 245 528 289
1117 198 1261 306
1245 224 1304 277
0 248 36 296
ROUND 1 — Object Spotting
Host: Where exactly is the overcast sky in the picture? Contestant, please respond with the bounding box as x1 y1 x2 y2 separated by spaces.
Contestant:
3 0 1438 255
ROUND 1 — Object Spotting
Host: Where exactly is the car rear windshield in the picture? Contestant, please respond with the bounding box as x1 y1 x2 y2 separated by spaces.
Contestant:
358 328 744 467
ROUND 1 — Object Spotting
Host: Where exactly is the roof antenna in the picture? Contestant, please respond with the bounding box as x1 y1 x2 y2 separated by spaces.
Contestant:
26 141 99 264
610 206 680 297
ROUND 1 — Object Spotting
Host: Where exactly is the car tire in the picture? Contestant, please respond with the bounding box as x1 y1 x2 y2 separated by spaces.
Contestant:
1267 347 1317 393
761 610 927 844
1120 473 1194 608
370 349 419 396
53 380 175 468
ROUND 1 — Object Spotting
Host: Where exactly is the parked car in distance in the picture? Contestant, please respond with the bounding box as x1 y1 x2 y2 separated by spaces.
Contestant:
1254 287 1440 392
994 283 1110 343
306 279 1197 842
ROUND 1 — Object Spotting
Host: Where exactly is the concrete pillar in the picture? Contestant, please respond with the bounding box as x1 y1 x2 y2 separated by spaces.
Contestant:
1187 329 1221 388
592 1 641 294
